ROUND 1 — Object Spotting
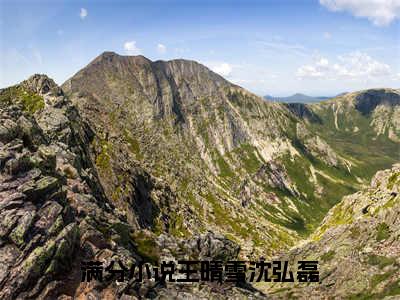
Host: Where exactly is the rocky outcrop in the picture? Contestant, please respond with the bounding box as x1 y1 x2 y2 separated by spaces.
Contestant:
284 103 321 124
264 165 400 299
355 89 400 116
0 75 98 299
254 161 299 196
296 122 343 167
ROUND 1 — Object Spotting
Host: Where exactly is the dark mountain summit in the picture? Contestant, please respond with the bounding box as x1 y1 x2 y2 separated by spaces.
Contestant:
354 89 400 115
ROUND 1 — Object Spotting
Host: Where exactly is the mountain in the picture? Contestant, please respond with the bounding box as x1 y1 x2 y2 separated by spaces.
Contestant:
304 89 400 180
0 51 399 298
0 74 261 299
264 164 400 299
264 93 342 103
62 51 399 254
62 52 373 256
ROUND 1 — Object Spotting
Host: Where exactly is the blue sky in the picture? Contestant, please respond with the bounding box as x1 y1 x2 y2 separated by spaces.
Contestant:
1 0 399 96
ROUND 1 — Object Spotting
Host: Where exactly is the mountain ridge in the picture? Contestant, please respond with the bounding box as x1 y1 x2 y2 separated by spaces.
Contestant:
62 52 399 257
0 73 262 299
264 93 336 104
0 52 399 299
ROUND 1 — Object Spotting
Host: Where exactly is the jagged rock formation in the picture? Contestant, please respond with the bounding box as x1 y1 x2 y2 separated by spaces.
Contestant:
0 75 261 299
262 165 400 299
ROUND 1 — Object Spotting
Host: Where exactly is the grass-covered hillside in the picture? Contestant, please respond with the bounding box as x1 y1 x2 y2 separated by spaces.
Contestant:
62 52 400 259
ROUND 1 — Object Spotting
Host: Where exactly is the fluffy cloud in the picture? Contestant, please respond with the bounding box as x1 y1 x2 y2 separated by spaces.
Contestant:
296 57 329 78
316 57 329 68
80 8 88 20
297 65 324 78
297 52 391 79
320 0 400 26
323 32 332 39
336 52 391 77
209 62 233 77
123 41 141 55
157 43 166 54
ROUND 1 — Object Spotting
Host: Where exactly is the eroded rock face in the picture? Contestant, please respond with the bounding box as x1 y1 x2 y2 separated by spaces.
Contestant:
310 88 400 143
0 75 121 299
355 89 400 116
0 75 260 299
285 103 322 124
296 122 343 167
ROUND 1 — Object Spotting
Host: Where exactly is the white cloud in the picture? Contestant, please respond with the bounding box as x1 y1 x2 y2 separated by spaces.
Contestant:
123 41 141 55
323 32 332 39
259 40 308 57
296 57 329 78
316 57 329 68
208 62 233 77
80 8 88 20
320 0 400 26
297 52 391 79
297 65 324 78
232 78 271 85
157 43 166 54
210 62 278 94
337 51 391 77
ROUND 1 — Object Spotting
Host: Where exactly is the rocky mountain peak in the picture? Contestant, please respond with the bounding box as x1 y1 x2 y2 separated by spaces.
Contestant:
63 52 228 98
62 52 235 127
91 51 152 66
21 74 63 97
354 88 400 115
83 51 224 82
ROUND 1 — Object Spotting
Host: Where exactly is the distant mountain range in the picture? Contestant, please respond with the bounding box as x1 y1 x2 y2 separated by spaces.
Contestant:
264 92 347 103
